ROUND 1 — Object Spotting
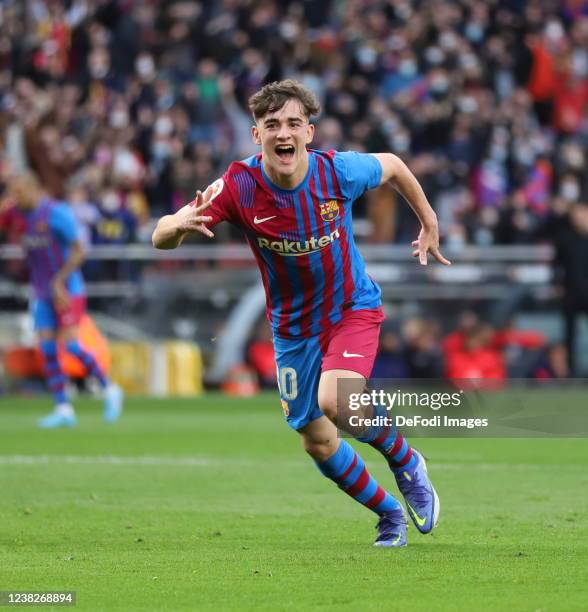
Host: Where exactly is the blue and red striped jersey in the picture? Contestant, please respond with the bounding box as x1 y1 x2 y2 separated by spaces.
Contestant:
15 199 85 299
205 149 383 338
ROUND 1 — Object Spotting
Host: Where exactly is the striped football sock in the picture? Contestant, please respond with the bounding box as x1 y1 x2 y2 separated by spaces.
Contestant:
355 405 418 471
40 339 68 405
316 440 402 514
65 340 108 388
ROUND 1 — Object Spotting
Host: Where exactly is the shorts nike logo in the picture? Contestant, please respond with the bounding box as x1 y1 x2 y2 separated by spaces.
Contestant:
343 350 364 358
253 215 277 224
406 501 428 527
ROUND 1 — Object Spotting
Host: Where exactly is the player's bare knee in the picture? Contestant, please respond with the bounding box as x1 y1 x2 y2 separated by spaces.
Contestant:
302 437 338 462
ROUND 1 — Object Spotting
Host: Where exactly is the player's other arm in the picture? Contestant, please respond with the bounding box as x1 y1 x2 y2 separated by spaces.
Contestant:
372 153 450 266
50 206 86 309
152 190 214 250
51 239 85 309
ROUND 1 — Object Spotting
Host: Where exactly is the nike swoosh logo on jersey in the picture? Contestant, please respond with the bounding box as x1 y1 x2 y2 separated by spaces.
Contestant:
343 350 365 358
253 215 277 224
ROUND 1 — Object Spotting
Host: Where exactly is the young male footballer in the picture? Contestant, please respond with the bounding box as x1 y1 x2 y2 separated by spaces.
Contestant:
153 80 450 547
1 173 124 428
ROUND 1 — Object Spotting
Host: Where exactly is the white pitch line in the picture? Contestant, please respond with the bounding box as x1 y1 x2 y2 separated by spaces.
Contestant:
0 456 572 471
0 455 218 466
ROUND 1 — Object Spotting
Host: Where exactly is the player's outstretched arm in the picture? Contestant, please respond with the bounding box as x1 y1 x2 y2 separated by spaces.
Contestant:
372 153 450 266
152 190 214 250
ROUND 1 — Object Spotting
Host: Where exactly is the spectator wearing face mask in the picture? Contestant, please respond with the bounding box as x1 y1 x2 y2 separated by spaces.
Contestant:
380 52 423 99
94 187 136 245
92 186 136 281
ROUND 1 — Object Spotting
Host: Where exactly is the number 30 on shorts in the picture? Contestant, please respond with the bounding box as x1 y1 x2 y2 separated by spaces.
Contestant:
277 367 298 400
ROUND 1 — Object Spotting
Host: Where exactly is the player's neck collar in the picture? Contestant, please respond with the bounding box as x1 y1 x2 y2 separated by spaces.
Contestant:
260 152 314 193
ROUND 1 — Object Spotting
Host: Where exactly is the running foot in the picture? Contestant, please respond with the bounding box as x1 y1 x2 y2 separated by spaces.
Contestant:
38 409 77 429
374 509 407 547
393 450 440 534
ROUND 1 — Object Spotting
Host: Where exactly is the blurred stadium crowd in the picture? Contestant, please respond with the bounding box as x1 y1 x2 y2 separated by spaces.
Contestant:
1 0 588 383
245 311 570 388
1 0 587 248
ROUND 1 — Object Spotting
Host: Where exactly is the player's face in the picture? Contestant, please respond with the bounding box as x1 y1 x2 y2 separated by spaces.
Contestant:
252 99 314 180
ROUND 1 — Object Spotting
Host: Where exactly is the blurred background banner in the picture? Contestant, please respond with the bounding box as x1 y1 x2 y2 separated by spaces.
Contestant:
1 0 588 395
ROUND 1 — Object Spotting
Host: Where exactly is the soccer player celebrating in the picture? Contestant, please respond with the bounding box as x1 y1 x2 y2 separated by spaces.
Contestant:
2 173 123 428
152 80 450 547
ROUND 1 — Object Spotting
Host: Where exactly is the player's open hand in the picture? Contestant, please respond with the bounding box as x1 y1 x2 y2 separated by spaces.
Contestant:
177 190 215 238
51 280 71 311
411 225 451 266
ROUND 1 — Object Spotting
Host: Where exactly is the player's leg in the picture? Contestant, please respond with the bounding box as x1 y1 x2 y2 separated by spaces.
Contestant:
59 296 123 422
274 332 406 547
318 309 439 534
318 369 417 470
34 300 77 428
318 368 439 534
298 415 407 547
318 309 418 469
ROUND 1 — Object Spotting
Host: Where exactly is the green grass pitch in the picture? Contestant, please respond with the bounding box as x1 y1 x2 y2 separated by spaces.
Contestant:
0 394 587 611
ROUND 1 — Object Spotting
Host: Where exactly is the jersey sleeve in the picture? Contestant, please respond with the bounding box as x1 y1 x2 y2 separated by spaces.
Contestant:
191 175 235 228
332 151 383 202
49 204 79 244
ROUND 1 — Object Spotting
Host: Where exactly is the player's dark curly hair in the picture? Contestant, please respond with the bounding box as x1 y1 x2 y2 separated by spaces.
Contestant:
248 79 321 121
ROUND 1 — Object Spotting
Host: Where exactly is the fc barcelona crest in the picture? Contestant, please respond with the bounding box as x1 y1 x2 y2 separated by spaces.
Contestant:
281 399 290 417
319 200 340 222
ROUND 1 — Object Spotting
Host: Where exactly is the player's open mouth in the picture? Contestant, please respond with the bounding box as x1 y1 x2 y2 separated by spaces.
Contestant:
275 144 295 163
